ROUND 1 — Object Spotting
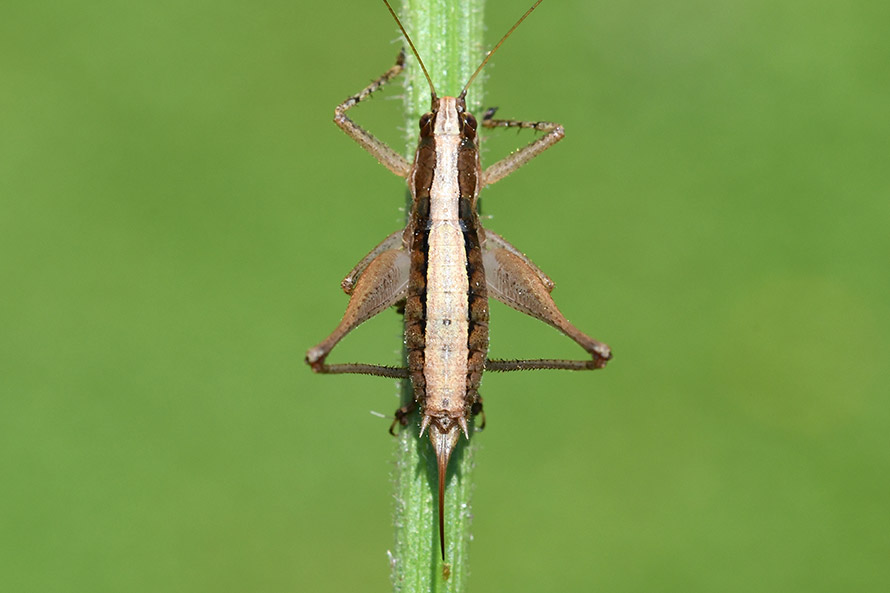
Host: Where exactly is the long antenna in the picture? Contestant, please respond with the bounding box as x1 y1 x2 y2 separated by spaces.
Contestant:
459 0 544 99
382 0 437 99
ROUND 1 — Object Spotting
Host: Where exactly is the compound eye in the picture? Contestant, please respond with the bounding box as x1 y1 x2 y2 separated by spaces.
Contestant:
419 113 433 129
461 113 478 140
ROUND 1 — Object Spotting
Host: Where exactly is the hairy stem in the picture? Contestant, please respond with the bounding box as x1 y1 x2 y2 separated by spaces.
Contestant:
391 1 484 592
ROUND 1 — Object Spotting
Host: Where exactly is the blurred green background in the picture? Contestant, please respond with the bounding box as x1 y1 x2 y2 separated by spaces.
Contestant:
2 0 888 591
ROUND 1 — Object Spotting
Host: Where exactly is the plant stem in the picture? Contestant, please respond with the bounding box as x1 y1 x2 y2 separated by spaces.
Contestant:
391 1 483 592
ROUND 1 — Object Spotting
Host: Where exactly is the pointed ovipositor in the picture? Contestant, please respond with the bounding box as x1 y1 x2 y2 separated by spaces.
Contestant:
426 416 462 560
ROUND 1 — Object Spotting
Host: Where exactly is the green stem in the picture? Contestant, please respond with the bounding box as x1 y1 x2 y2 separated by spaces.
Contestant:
392 1 483 592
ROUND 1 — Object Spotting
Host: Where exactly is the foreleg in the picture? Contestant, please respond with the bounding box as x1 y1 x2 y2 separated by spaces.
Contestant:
480 107 565 187
334 50 412 178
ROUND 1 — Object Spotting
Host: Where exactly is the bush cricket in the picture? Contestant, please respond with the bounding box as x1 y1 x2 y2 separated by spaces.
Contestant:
306 0 612 560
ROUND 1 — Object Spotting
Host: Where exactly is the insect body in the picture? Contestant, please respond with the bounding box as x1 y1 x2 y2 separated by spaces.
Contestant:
306 0 611 559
